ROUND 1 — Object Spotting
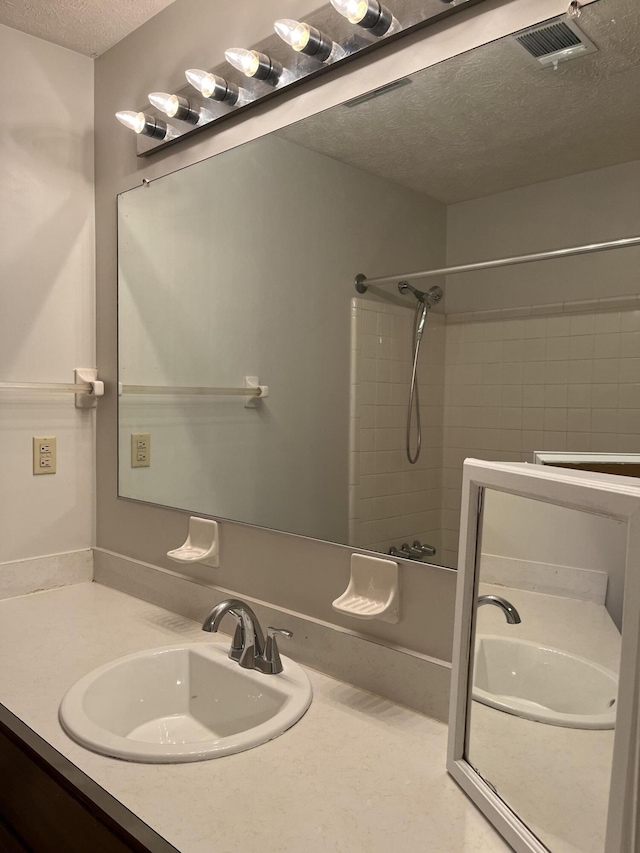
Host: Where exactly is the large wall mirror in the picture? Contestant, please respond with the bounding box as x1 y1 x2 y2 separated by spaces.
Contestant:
118 0 640 571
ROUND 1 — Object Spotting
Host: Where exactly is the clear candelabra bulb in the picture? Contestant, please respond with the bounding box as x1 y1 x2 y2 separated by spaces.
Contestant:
148 92 180 117
330 0 370 24
274 19 311 52
186 68 216 97
115 110 147 134
185 69 239 105
225 48 260 77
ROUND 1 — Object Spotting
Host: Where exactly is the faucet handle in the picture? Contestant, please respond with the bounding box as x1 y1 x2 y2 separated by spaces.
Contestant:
261 628 292 675
413 541 436 557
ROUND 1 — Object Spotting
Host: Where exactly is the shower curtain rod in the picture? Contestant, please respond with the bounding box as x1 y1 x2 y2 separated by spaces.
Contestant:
354 235 640 292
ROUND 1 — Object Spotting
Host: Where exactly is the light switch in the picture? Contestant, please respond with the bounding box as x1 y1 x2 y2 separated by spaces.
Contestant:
33 436 56 475
131 433 151 468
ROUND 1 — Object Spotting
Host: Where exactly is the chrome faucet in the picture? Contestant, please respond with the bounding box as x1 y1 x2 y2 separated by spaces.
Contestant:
201 598 292 674
477 594 521 624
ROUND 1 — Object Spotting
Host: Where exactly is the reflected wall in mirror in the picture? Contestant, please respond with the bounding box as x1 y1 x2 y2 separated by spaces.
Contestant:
447 459 640 853
119 0 640 568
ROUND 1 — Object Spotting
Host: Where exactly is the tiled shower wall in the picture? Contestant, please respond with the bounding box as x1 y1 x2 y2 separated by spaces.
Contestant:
350 296 640 569
440 298 640 567
349 298 445 555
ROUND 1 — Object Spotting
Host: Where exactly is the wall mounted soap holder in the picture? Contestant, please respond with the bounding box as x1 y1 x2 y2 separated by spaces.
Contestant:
167 517 219 568
332 554 399 623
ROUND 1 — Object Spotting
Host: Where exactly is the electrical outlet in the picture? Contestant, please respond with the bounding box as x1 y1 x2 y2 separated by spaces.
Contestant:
33 436 57 475
131 433 151 468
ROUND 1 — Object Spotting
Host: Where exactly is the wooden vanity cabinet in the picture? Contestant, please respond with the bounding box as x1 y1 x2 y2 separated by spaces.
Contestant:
0 706 178 853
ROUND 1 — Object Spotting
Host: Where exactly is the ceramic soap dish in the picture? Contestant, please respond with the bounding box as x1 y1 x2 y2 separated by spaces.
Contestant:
167 517 219 568
332 553 399 623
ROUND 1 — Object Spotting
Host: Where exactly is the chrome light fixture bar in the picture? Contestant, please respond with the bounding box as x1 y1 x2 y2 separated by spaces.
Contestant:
120 0 488 156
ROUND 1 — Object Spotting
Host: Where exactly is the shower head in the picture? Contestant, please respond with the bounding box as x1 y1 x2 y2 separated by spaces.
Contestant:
399 282 443 308
425 285 443 307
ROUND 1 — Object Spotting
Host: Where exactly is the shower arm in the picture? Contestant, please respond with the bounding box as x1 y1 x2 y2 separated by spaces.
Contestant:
354 235 640 293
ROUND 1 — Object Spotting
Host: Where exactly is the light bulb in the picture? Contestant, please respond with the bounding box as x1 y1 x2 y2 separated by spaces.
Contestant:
149 92 179 117
116 110 146 134
331 0 368 23
274 19 310 51
115 110 167 139
225 48 282 83
185 69 239 105
274 19 335 62
225 48 261 77
330 0 393 35
148 91 200 124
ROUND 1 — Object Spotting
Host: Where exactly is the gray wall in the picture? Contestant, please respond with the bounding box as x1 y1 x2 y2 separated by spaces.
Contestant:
95 0 587 662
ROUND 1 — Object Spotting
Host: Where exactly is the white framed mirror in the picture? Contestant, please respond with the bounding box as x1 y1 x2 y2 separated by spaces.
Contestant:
447 459 640 853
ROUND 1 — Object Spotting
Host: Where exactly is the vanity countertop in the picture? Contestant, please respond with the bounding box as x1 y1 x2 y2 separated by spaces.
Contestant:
0 581 510 853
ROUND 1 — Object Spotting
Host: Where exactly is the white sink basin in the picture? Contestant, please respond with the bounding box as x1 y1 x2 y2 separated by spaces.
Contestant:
59 642 312 763
472 635 618 729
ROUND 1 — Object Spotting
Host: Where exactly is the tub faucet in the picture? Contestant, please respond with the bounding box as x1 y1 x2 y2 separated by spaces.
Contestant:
477 594 521 624
202 598 292 674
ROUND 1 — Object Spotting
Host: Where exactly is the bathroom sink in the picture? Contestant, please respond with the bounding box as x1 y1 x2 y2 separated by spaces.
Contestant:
59 642 312 763
472 635 618 729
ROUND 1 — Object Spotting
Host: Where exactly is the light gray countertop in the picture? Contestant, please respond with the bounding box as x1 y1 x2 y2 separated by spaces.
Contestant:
0 581 510 853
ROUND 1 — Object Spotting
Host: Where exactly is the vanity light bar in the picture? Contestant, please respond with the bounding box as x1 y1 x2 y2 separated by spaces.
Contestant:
115 0 487 154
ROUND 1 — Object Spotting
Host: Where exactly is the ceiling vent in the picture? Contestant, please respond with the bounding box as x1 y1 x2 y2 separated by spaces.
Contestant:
514 18 598 67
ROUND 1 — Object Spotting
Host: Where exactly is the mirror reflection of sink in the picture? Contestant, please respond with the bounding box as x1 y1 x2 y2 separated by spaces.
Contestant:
59 643 312 763
472 635 617 730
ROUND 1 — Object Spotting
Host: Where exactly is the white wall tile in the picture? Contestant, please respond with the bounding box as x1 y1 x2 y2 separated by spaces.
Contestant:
594 312 621 334
570 313 596 336
620 310 640 333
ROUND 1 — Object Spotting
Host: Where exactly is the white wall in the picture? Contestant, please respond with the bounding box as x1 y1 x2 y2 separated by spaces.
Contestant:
481 490 627 628
0 25 95 563
446 160 640 314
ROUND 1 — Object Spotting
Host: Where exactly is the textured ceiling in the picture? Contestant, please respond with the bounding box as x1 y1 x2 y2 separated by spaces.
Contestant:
279 0 640 203
0 0 177 57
